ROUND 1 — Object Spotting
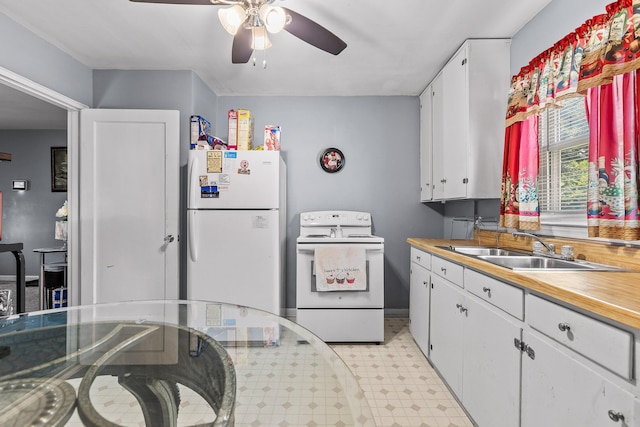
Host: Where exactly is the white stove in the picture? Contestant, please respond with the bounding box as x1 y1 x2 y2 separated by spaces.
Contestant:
296 211 384 343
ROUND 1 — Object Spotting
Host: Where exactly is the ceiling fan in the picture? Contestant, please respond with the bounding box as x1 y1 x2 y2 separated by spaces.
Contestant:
129 0 347 64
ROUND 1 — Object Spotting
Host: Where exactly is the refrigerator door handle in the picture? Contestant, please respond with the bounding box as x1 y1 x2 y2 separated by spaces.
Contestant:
188 153 199 208
188 210 198 262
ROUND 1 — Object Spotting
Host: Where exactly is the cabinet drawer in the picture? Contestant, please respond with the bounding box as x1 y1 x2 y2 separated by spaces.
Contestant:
464 269 523 320
432 256 463 287
527 294 633 380
410 247 431 270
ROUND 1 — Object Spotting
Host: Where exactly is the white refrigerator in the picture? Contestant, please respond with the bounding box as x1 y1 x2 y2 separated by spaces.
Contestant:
187 150 286 316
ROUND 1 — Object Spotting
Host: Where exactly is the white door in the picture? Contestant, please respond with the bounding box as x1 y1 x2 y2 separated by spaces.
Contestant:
462 296 521 427
409 261 430 355
188 150 282 209
442 44 469 199
419 85 433 202
431 73 445 200
429 275 465 398
79 109 179 304
521 332 636 427
187 209 281 315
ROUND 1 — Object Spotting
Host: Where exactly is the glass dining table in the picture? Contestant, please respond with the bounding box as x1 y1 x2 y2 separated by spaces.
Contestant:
0 300 375 427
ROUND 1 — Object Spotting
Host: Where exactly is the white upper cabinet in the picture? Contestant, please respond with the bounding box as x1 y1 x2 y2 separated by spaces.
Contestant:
422 39 511 201
419 85 434 202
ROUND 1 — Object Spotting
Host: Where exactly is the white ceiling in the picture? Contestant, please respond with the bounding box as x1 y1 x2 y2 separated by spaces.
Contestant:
0 0 552 129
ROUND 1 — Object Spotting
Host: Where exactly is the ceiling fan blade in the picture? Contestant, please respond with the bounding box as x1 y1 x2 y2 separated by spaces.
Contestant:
129 0 216 4
282 7 347 55
232 25 253 64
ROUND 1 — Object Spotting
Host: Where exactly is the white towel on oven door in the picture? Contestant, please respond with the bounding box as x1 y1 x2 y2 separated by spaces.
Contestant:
314 246 367 291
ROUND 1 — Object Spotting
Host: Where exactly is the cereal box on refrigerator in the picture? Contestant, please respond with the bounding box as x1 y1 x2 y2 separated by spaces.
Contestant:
227 110 238 150
264 125 281 151
237 109 253 150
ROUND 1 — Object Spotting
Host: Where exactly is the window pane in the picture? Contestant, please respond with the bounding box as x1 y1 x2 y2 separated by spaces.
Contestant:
538 97 589 215
559 143 588 210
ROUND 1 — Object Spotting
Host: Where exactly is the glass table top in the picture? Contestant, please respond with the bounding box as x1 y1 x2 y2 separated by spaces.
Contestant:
0 300 375 427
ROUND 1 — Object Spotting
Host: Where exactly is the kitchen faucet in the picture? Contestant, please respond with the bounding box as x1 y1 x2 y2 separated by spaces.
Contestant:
511 231 556 255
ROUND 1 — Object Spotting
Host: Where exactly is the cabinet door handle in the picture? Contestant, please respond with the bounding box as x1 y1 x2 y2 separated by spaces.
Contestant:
440 179 447 183
422 281 428 286
608 410 625 422
482 286 491 294
558 322 571 332
455 304 467 314
416 256 421 261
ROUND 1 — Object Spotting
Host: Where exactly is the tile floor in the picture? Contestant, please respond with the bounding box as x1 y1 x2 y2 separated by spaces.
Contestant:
62 318 472 426
330 318 473 427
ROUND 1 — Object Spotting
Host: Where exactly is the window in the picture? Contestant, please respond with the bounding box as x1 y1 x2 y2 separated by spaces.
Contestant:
537 96 590 227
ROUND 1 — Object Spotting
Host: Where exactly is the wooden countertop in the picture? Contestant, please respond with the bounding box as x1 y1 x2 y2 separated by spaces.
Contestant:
407 238 640 331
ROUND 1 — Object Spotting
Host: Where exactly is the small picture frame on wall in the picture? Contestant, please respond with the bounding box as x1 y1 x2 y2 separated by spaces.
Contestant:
51 147 67 192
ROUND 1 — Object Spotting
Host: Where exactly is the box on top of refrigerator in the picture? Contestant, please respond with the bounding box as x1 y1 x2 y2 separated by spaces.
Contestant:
237 109 253 150
190 115 211 149
227 110 238 150
264 125 281 151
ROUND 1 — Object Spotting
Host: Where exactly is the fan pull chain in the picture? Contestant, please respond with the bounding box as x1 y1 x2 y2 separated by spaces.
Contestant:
252 51 267 69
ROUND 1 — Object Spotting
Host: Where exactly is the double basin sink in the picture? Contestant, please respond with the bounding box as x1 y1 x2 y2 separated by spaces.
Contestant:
437 245 625 272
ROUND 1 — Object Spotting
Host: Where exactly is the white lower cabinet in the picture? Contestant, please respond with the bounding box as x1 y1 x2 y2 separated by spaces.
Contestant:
429 274 465 397
462 296 521 427
410 249 639 427
430 274 521 427
521 331 636 427
409 250 431 355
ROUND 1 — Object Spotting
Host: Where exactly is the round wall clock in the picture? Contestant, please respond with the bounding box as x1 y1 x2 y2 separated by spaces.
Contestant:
319 148 345 173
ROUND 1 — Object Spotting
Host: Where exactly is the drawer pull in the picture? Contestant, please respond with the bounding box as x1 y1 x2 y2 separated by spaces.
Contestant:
482 286 491 296
440 267 447 274
416 256 421 261
608 410 625 422
455 303 468 314
558 322 571 332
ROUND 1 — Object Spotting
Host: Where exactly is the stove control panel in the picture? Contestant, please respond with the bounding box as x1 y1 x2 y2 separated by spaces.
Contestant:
300 211 371 227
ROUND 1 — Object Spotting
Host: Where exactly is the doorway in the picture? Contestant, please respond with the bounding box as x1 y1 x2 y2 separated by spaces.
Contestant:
0 66 87 308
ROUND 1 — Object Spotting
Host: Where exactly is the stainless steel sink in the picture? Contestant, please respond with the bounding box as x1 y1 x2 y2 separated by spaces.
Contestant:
437 245 529 257
478 255 625 272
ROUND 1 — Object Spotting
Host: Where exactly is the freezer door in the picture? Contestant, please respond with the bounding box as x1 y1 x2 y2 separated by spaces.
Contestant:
187 209 282 315
188 150 282 209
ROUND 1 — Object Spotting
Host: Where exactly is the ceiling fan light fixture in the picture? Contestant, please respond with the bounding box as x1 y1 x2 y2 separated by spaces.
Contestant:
218 5 246 35
259 5 286 34
251 26 272 50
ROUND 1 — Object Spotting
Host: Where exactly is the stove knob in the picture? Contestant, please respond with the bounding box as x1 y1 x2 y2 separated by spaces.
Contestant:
363 214 370 221
356 214 364 220
302 214 309 221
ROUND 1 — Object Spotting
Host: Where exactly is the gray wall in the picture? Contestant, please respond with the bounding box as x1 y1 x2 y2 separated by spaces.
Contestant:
0 130 67 276
0 13 92 106
510 0 611 74
216 96 442 310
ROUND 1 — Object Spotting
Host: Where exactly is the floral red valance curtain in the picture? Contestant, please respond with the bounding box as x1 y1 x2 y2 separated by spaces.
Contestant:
505 0 640 127
500 0 640 238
